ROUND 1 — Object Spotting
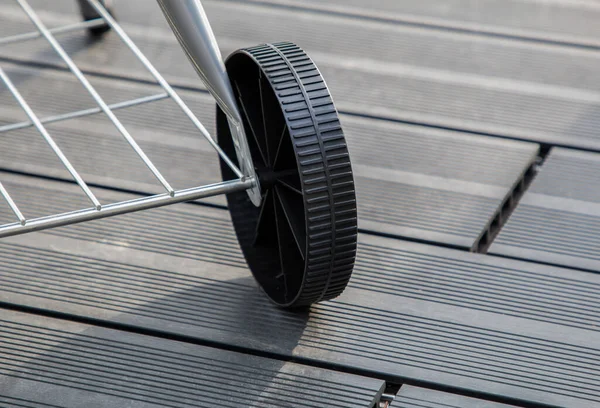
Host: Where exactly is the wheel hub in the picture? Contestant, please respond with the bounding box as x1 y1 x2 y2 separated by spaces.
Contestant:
256 167 298 193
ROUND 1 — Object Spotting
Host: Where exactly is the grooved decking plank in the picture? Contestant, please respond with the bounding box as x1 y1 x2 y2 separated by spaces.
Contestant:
1 1 599 149
0 174 599 408
490 147 600 273
238 0 600 49
0 64 539 248
395 385 519 408
0 309 384 408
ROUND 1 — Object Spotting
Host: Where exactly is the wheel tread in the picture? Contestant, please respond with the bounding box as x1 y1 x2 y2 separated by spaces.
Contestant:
224 42 357 307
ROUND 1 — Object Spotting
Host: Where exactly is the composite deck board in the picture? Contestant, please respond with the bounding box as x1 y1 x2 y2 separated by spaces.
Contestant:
395 385 519 408
238 0 600 49
0 65 538 248
1 2 599 149
0 1 596 407
490 147 600 273
0 174 599 408
0 309 384 408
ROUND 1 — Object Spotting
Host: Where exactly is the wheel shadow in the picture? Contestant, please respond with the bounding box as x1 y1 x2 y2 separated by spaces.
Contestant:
0 258 312 406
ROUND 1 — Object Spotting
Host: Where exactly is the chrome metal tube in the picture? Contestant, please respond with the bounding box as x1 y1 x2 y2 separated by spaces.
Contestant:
0 93 168 133
155 0 261 206
0 182 26 226
0 178 254 239
156 0 240 123
0 19 106 47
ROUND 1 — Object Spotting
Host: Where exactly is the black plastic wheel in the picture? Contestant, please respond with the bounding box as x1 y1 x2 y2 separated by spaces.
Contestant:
218 42 358 308
77 0 113 37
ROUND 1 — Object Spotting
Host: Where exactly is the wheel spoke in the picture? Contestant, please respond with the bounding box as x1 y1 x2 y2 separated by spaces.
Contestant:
234 81 267 165
260 73 288 167
272 122 299 172
252 190 274 247
277 178 303 195
274 185 306 259
272 192 289 298
258 71 271 164
272 125 288 169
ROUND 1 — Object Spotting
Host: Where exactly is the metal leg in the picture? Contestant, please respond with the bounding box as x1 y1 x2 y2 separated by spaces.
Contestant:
156 0 262 206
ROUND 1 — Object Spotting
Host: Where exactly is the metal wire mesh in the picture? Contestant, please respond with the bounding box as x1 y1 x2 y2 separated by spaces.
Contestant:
0 0 250 238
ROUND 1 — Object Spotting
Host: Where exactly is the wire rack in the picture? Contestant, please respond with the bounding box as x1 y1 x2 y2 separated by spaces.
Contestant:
0 0 253 238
